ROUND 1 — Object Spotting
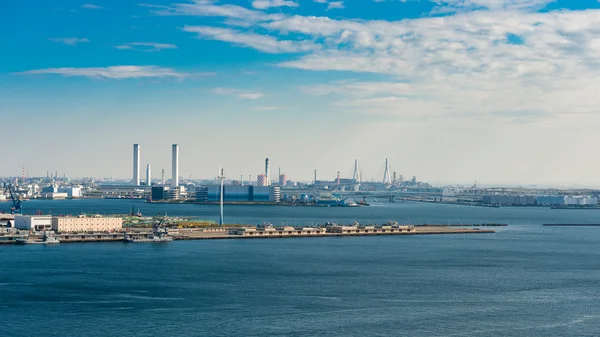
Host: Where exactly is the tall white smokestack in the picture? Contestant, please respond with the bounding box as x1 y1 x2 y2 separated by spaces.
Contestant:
146 164 151 186
133 144 140 186
265 158 271 186
172 144 179 187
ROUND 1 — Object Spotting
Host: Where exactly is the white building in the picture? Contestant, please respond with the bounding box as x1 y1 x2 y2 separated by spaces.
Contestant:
564 196 598 206
14 215 53 231
58 187 82 198
52 215 123 233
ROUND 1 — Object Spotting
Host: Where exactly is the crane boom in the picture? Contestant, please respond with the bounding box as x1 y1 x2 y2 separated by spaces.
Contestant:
3 183 22 215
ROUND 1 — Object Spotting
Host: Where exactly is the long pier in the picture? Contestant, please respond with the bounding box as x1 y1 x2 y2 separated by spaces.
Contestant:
0 224 498 245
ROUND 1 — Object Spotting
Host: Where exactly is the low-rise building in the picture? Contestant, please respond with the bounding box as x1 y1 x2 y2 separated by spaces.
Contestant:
482 195 536 206
52 215 123 233
14 215 53 231
40 192 68 199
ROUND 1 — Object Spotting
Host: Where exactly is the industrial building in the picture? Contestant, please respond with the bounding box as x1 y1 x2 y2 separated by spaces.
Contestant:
52 215 123 233
257 174 268 187
565 196 598 206
14 215 52 231
195 185 281 202
40 185 82 198
151 186 181 201
536 196 566 206
482 195 536 206
483 195 599 207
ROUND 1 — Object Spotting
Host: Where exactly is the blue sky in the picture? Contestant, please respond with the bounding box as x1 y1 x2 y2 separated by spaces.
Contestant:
2 0 600 186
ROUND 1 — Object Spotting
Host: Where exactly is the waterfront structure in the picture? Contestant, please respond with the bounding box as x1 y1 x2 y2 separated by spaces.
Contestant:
172 144 179 187
254 186 281 202
195 186 208 202
151 186 180 200
146 164 151 186
196 185 281 203
484 195 599 207
279 174 287 187
229 224 415 236
230 226 327 236
565 196 598 205
327 224 415 234
483 195 536 206
133 144 140 186
536 195 566 206
257 174 268 186
14 215 52 231
52 215 123 233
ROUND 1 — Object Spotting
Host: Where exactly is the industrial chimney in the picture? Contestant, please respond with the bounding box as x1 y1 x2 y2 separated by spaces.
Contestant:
146 164 151 186
133 144 140 186
265 158 271 186
172 144 179 187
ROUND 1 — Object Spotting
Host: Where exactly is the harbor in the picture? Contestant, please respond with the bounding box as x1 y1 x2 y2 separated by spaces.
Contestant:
0 223 495 245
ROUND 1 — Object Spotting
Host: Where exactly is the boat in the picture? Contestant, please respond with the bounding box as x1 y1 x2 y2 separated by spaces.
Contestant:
124 233 173 243
15 238 38 244
15 231 60 245
42 231 60 244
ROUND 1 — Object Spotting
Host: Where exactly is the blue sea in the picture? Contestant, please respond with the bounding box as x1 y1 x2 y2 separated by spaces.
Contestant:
1 200 600 336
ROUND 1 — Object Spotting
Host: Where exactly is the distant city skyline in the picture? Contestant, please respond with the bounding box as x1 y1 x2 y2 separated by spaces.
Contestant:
2 0 600 186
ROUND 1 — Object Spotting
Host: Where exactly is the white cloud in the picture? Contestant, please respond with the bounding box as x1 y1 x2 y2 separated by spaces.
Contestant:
146 1 283 23
48 37 90 46
212 87 265 99
115 42 178 52
16 66 188 80
252 0 298 10
183 25 319 53
431 0 554 12
155 1 600 124
326 1 344 10
312 0 344 10
81 4 103 9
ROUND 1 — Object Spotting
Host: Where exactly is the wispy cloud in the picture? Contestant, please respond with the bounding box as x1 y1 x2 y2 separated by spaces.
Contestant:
144 1 282 23
431 0 554 12
48 37 90 46
81 4 103 9
183 26 319 53
212 87 265 99
252 0 298 10
326 1 344 10
313 0 344 10
152 1 600 123
115 42 178 52
16 66 188 80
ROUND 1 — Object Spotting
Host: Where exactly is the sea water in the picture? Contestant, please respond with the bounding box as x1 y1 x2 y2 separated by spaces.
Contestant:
1 200 599 336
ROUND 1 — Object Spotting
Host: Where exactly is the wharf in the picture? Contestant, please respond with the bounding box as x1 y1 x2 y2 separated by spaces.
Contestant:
177 226 495 241
1 225 496 245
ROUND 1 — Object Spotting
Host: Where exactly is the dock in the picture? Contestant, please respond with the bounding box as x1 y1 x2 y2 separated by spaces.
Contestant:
0 223 497 245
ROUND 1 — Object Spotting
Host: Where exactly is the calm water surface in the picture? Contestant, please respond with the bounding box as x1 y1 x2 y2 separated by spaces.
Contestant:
1 200 600 336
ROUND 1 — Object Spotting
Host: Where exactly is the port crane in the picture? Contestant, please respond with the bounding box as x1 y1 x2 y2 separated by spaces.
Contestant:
3 183 23 215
